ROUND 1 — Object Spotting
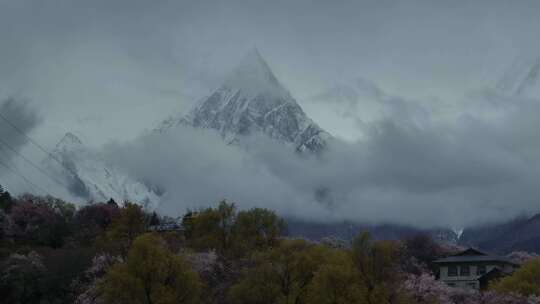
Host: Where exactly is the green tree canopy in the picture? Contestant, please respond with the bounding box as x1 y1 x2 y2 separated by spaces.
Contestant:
101 233 202 304
306 249 366 304
491 258 540 297
351 232 407 304
104 202 147 257
232 207 286 254
183 201 286 257
0 184 13 212
229 239 330 304
183 200 236 255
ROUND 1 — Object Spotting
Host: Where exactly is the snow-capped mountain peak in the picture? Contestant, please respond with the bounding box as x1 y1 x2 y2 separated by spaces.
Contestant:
46 132 160 209
159 49 331 152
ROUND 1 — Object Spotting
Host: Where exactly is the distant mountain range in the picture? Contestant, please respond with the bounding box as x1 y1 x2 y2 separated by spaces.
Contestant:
287 214 540 253
286 219 460 244
459 213 540 254
44 51 540 253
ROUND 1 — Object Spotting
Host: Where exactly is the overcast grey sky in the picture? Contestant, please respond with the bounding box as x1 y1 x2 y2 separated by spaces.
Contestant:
1 0 540 145
2 0 540 227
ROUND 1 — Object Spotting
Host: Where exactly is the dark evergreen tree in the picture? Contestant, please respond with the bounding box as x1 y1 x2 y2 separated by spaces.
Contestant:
0 184 13 212
149 211 160 226
106 198 118 207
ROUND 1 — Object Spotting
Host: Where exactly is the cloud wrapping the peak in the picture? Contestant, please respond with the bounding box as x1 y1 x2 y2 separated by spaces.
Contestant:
102 87 540 228
2 0 540 229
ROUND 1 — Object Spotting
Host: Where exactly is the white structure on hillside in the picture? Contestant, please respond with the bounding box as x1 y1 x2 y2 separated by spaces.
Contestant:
434 248 519 290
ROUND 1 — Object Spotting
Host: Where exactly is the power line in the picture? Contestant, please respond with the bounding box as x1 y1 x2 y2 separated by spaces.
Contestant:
0 112 124 200
0 137 68 190
0 111 51 156
0 111 79 180
0 146 50 195
0 157 51 196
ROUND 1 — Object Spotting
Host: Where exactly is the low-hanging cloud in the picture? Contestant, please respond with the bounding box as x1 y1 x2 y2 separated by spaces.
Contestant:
4 0 540 229
101 87 540 229
0 98 42 162
0 97 45 194
103 128 326 220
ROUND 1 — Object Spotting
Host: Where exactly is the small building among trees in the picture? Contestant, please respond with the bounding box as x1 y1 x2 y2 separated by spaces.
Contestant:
434 248 519 290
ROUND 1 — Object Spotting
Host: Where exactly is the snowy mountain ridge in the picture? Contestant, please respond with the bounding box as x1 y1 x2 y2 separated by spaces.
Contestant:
157 49 331 152
46 132 160 209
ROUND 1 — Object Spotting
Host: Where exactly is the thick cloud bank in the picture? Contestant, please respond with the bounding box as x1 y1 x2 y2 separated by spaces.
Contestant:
103 87 540 228
0 98 41 159
2 0 540 229
0 98 44 193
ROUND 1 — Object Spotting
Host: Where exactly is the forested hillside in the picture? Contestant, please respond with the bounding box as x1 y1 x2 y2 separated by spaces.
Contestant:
1 185 540 304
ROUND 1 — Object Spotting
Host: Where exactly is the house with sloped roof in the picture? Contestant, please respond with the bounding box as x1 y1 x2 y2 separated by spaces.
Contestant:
434 248 519 290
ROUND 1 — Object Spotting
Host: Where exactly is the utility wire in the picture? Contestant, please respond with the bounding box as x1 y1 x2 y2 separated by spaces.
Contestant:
0 136 68 190
0 112 125 201
0 111 52 156
0 146 51 195
0 112 79 180
0 157 51 196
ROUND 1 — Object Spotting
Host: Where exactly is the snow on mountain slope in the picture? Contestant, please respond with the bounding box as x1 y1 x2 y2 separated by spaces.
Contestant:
45 132 160 209
157 49 331 152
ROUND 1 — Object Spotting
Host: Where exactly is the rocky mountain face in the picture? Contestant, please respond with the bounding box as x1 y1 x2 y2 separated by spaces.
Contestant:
286 219 459 244
45 132 160 209
157 49 331 152
459 213 540 254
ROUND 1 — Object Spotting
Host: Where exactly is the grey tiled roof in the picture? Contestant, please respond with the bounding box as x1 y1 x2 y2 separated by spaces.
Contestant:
434 255 517 265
